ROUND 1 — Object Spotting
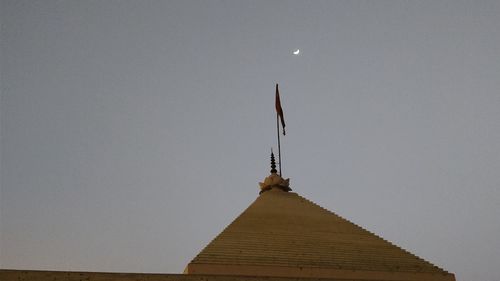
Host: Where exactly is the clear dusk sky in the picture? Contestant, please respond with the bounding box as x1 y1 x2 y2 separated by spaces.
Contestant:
1 1 500 281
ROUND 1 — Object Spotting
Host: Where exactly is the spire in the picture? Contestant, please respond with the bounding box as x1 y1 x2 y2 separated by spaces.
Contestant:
259 151 291 194
270 150 277 174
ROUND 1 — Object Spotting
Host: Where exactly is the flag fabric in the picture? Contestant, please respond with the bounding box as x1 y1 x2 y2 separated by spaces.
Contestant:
275 84 286 135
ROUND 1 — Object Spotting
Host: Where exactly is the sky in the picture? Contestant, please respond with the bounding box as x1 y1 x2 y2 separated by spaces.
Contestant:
1 1 500 281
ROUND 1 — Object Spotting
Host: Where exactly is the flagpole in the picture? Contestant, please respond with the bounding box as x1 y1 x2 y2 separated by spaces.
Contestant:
277 112 282 176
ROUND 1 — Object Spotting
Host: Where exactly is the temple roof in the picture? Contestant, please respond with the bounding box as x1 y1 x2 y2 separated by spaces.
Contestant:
185 187 455 281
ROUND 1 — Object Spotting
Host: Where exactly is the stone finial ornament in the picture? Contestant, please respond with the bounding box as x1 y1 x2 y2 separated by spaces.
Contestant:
259 151 291 194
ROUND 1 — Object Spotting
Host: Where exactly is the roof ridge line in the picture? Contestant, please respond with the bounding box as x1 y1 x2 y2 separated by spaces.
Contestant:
295 194 450 274
188 196 261 264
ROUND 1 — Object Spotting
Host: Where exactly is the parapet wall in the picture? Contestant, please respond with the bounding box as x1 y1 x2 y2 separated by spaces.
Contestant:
0 270 343 281
0 269 453 281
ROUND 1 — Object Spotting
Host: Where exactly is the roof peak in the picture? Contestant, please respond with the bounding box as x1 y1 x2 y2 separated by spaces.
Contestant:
259 151 291 194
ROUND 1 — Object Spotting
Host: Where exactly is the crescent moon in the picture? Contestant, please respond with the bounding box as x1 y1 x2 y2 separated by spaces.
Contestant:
293 49 300 55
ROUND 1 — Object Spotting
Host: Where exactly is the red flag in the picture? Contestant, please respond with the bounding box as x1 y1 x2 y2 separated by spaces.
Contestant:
275 84 286 135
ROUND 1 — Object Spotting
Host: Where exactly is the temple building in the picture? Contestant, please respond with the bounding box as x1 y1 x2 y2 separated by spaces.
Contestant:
0 153 456 281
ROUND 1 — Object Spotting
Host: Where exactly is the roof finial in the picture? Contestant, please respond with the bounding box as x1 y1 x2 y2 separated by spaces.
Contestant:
270 149 277 174
259 149 292 194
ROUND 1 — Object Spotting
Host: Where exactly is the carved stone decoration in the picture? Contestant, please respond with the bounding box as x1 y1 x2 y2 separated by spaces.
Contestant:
259 172 291 194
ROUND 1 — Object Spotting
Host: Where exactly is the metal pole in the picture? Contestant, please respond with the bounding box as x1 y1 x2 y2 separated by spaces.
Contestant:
277 113 282 176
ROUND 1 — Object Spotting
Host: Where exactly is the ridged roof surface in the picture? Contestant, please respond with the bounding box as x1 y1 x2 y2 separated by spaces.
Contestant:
186 188 454 281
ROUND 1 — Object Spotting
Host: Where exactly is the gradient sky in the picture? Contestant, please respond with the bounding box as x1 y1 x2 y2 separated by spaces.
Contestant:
1 1 500 281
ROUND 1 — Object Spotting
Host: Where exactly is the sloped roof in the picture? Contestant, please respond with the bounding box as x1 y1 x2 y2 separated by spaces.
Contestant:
185 187 455 281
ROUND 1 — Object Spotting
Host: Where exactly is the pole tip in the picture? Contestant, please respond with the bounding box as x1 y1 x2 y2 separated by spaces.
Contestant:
270 151 277 174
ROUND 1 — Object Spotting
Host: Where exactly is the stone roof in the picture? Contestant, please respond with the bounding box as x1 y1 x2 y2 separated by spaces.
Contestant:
185 187 455 281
